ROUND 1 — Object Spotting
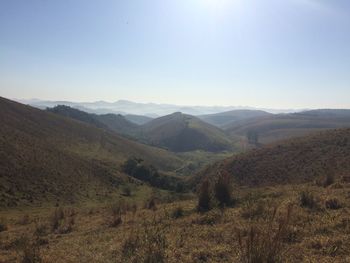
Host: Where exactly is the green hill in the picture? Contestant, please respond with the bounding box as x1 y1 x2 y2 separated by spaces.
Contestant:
199 110 272 128
197 128 350 187
139 112 234 152
0 97 183 207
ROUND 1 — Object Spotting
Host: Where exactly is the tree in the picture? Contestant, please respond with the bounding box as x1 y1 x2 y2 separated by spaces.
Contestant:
197 179 211 212
214 171 232 207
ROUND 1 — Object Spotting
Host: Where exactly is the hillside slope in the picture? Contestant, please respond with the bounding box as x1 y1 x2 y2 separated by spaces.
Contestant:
199 110 272 128
225 110 350 144
47 105 138 136
139 112 234 152
0 97 183 206
198 128 350 186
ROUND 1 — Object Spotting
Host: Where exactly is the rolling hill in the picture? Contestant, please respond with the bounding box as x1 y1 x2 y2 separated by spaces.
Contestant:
124 114 153 125
225 110 350 144
138 112 234 152
198 110 272 128
197 128 350 187
47 105 138 136
0 97 183 207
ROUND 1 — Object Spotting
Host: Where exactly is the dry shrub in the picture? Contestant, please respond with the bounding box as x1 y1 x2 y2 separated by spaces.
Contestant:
323 174 335 187
241 201 268 220
50 207 75 234
325 198 342 210
121 221 167 263
0 218 7 232
107 201 126 227
13 236 42 263
214 171 233 207
237 204 293 263
193 209 222 225
197 179 211 212
299 191 318 209
144 197 157 211
170 206 184 219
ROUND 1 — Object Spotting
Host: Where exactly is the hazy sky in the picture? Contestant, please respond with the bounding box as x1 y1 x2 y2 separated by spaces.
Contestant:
1 0 350 108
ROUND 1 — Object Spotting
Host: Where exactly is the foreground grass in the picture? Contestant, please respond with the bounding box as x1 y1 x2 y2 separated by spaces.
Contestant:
1 181 350 262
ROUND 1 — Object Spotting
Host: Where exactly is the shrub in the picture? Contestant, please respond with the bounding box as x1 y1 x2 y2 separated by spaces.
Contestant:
0 218 7 232
145 197 157 211
241 201 267 220
121 222 167 263
107 201 124 227
237 205 293 263
323 174 335 187
197 179 211 212
122 185 132 196
50 207 75 234
214 172 233 207
299 191 318 209
170 207 184 219
13 236 42 263
50 207 64 231
325 198 342 210
193 209 222 225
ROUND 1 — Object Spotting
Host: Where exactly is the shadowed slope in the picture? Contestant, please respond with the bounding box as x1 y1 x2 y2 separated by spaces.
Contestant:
0 97 183 206
197 128 350 187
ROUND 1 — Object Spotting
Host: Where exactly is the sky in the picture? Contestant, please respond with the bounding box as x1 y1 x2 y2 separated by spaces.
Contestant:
0 0 350 109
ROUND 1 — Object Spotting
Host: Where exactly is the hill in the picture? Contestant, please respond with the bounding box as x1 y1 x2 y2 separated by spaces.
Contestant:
225 110 350 144
198 128 350 187
47 105 138 136
0 97 183 207
198 110 272 128
124 114 153 125
139 112 234 152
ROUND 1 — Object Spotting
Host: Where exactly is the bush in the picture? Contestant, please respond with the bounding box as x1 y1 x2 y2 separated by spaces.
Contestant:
214 172 233 207
122 185 132 196
241 201 267 220
237 205 293 263
299 191 318 209
121 222 167 263
197 179 211 212
323 174 335 187
13 236 42 263
0 218 7 232
145 197 157 211
50 207 75 234
325 198 342 210
170 207 184 219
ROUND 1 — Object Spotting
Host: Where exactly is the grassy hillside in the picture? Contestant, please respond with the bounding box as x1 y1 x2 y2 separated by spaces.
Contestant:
197 128 350 187
225 110 350 144
199 109 272 128
139 112 234 152
0 97 185 207
47 105 138 136
124 114 153 125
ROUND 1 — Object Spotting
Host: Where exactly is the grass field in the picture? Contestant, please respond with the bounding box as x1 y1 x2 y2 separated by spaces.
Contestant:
1 179 350 263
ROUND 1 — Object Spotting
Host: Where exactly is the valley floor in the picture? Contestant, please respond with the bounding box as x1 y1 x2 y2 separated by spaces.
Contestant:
1 182 350 263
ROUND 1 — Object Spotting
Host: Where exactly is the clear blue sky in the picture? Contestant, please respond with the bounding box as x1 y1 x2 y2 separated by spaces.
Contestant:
1 0 349 108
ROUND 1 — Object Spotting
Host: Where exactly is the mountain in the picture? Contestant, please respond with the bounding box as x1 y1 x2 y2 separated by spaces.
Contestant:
138 112 234 152
225 110 350 144
47 105 138 136
18 98 299 116
124 114 153 125
198 110 272 128
197 128 350 187
0 97 183 206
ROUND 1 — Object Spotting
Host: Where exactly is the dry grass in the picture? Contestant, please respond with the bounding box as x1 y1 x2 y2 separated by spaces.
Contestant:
1 182 350 262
